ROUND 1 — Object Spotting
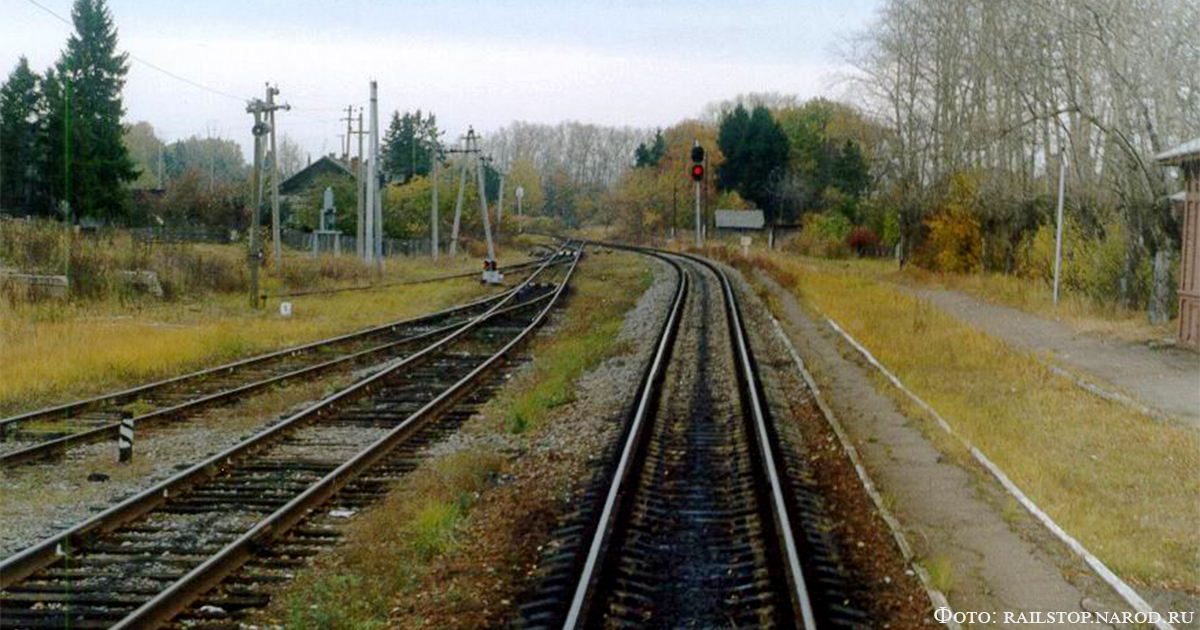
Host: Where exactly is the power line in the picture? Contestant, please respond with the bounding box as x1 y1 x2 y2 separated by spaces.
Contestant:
21 0 249 103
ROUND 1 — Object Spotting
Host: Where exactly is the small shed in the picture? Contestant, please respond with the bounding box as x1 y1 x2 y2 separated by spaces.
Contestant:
715 209 765 234
1157 137 1200 348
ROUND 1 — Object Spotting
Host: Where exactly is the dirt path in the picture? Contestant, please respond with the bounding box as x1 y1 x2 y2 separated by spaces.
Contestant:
750 269 1162 629
900 286 1199 428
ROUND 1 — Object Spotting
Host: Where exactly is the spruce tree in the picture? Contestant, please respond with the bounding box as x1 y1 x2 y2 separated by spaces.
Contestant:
633 129 666 168
382 109 440 183
42 0 137 222
717 105 788 222
0 57 46 213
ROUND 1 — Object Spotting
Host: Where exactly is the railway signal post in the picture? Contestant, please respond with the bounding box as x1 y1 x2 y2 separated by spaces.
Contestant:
692 141 705 248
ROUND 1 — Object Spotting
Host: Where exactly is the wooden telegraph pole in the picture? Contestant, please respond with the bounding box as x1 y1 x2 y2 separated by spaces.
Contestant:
476 152 496 264
447 127 481 256
245 102 268 308
266 85 290 265
431 148 440 261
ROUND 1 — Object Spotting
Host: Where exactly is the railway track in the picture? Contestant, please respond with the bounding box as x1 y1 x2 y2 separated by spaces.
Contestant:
0 244 582 630
516 247 861 629
0 257 565 468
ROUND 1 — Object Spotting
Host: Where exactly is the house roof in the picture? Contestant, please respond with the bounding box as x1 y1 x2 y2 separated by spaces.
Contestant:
715 209 765 229
1156 138 1200 165
280 155 354 195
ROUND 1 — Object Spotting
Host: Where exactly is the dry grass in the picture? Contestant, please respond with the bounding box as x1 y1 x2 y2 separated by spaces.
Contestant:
0 251 525 416
253 251 655 630
773 252 1174 343
726 248 1199 591
889 264 1175 342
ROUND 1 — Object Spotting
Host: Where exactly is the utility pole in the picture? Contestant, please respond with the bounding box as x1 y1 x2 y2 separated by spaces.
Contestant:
476 148 497 264
371 84 382 272
341 105 354 161
497 170 506 229
1053 156 1068 306
206 125 214 194
672 182 677 240
696 139 700 248
266 84 290 265
447 127 480 256
157 144 164 190
362 80 381 272
365 81 378 265
353 109 366 259
431 151 439 261
245 99 272 309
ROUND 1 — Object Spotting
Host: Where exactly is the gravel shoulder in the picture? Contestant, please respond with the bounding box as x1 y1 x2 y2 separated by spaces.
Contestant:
718 259 941 628
899 285 1199 429
343 250 676 629
748 268 1170 629
0 375 356 557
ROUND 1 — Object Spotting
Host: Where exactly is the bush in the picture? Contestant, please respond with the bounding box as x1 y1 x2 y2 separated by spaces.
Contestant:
785 212 852 258
274 253 372 291
0 218 246 302
1017 217 1155 310
846 226 880 257
916 174 983 273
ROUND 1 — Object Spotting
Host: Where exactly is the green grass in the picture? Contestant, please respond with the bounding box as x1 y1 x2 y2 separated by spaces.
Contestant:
278 449 503 630
501 261 654 435
922 554 956 594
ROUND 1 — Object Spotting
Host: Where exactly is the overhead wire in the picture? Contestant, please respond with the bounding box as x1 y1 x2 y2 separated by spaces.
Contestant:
21 0 249 103
22 0 364 150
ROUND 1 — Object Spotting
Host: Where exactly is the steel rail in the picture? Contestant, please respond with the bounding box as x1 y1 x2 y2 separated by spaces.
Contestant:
264 256 549 300
560 243 815 629
0 245 576 591
0 289 561 468
106 246 582 630
0 261 558 433
561 246 689 629
679 250 817 629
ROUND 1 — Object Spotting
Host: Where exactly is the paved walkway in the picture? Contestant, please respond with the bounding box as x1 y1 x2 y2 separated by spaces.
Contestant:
902 287 1199 429
750 270 1148 629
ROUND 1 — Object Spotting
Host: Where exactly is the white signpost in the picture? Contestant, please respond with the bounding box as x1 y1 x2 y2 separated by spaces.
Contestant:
515 185 524 215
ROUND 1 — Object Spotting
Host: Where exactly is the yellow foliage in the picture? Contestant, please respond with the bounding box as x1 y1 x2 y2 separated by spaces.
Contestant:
728 248 1198 588
919 173 983 273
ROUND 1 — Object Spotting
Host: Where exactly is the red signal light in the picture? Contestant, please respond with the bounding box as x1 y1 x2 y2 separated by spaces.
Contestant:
691 164 704 181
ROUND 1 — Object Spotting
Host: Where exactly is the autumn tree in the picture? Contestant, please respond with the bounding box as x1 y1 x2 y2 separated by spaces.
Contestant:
844 0 1197 304
275 133 305 180
163 135 246 185
773 99 873 223
123 121 164 189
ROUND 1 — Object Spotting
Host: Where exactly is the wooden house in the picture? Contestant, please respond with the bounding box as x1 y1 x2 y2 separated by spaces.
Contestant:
1157 138 1200 348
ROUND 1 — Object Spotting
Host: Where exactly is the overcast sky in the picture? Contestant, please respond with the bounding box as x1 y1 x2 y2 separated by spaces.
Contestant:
2 0 879 159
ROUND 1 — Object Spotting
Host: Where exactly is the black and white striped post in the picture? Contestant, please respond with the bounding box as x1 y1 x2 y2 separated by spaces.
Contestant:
118 416 134 464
